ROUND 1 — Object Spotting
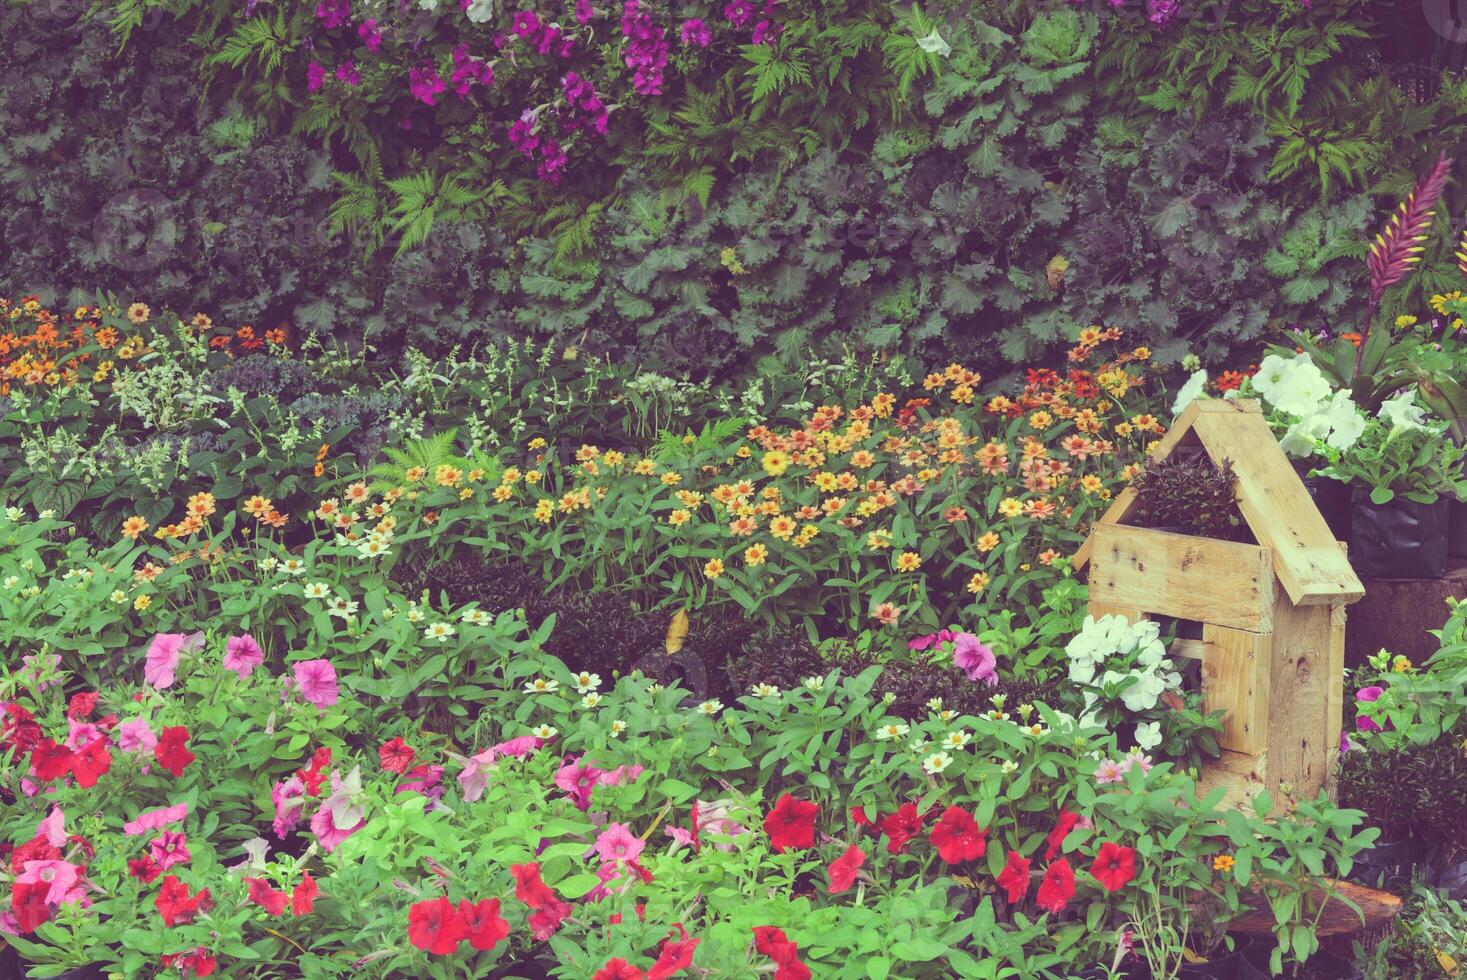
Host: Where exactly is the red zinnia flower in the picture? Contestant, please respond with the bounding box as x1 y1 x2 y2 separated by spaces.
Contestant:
1044 809 1080 861
30 738 72 781
879 803 926 854
292 872 318 916
1090 841 1138 892
378 737 416 774
511 862 557 908
458 898 510 951
996 850 1031 904
245 878 288 916
1035 858 1076 914
155 875 212 926
592 959 644 980
154 727 195 777
70 737 111 788
826 844 866 894
648 923 699 979
763 794 818 853
407 896 469 956
929 806 986 864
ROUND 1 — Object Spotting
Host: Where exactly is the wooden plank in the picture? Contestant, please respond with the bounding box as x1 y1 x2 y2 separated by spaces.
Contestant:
1088 524 1276 632
1324 603 1347 798
1201 624 1271 755
1086 600 1147 624
1263 598 1335 803
1190 404 1364 607
1227 879 1401 938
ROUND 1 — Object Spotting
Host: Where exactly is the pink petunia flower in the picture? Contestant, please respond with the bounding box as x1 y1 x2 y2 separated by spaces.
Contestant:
293 660 338 708
144 633 203 689
16 860 88 908
594 823 645 865
149 830 191 871
455 735 545 803
952 632 998 685
124 803 189 836
223 635 264 679
116 719 157 754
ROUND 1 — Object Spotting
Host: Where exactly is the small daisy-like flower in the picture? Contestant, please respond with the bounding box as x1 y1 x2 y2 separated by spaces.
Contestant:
1095 759 1127 785
802 676 825 692
531 724 558 739
874 723 910 741
922 752 954 775
609 720 628 737
927 697 944 710
999 760 1019 774
750 683 780 698
938 709 957 723
424 622 456 641
461 608 490 625
648 682 665 695
280 558 306 575
109 589 127 603
943 730 972 749
696 700 724 716
303 582 331 598
327 597 359 619
1023 723 1048 737
581 693 603 709
573 671 601 693
406 608 426 623
987 710 1011 722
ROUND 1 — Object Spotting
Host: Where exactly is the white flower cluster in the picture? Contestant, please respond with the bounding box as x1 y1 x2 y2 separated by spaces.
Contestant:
1065 615 1181 714
1252 353 1365 458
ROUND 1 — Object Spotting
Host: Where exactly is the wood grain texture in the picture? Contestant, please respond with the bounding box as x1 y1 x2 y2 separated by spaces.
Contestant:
1089 524 1276 632
1202 624 1271 755
1264 598 1335 804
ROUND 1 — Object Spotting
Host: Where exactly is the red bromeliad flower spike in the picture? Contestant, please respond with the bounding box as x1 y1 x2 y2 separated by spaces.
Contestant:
1359 151 1453 368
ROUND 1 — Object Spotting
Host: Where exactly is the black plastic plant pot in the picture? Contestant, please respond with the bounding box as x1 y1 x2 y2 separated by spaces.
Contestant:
1347 827 1421 889
1301 474 1352 541
1348 488 1452 579
1449 499 1467 560
1178 944 1244 980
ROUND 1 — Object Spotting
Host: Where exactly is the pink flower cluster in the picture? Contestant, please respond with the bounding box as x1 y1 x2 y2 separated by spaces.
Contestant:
620 1 669 96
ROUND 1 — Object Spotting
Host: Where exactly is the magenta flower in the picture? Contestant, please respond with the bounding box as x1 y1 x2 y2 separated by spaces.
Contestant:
1355 685 1387 732
293 659 339 708
312 768 367 852
306 61 327 93
223 635 264 679
149 830 191 871
574 0 595 23
357 18 382 51
409 63 446 106
512 9 541 36
116 718 156 754
908 629 957 652
314 0 350 29
65 720 102 751
456 735 546 802
723 0 754 26
271 776 307 838
594 823 645 864
751 18 780 44
336 60 362 86
309 805 364 853
952 632 998 685
680 17 711 46
124 802 189 836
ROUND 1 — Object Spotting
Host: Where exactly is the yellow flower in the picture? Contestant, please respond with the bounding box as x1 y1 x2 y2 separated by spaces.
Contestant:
966 572 989 594
634 459 657 476
186 492 217 518
127 302 150 324
761 450 792 477
1394 314 1418 330
528 437 548 450
896 552 922 572
704 558 725 579
1213 854 1235 873
866 530 892 550
404 466 427 483
669 509 691 526
1029 411 1053 431
121 515 149 540
435 465 463 487
872 393 896 417
459 488 473 500
1392 655 1413 673
744 543 768 567
976 531 1000 553
133 594 152 611
533 499 555 523
769 515 797 539
997 498 1023 518
660 471 682 486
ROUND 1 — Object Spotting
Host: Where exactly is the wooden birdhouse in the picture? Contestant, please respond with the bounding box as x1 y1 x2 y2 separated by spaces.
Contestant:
1073 399 1365 808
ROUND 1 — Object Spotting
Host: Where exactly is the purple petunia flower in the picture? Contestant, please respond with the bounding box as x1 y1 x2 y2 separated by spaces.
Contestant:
409 63 447 105
680 17 711 46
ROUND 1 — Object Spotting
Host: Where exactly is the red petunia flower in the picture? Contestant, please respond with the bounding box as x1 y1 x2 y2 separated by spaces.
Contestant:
378 737 416 774
511 862 557 908
849 805 872 827
245 878 288 916
1044 809 1080 861
1035 858 1076 914
11 880 51 933
826 845 866 894
592 959 644 980
763 794 818 853
70 737 111 788
996 849 1031 905
129 855 162 884
297 747 332 795
929 806 987 864
879 802 926 854
753 926 812 980
67 692 98 720
291 872 317 916
155 875 212 927
407 896 469 956
10 835 61 873
1090 841 1138 892
30 738 73 781
527 898 573 940
160 948 217 977
154 727 195 778
458 898 510 952
647 923 699 979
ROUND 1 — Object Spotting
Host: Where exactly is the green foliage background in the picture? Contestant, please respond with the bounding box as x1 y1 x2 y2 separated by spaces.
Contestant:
5 0 1467 375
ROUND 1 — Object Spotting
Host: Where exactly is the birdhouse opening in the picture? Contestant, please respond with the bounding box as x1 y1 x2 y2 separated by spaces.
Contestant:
1123 437 1256 545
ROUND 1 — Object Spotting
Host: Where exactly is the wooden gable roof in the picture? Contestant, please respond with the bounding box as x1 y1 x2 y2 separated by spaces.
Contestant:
1074 399 1365 606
